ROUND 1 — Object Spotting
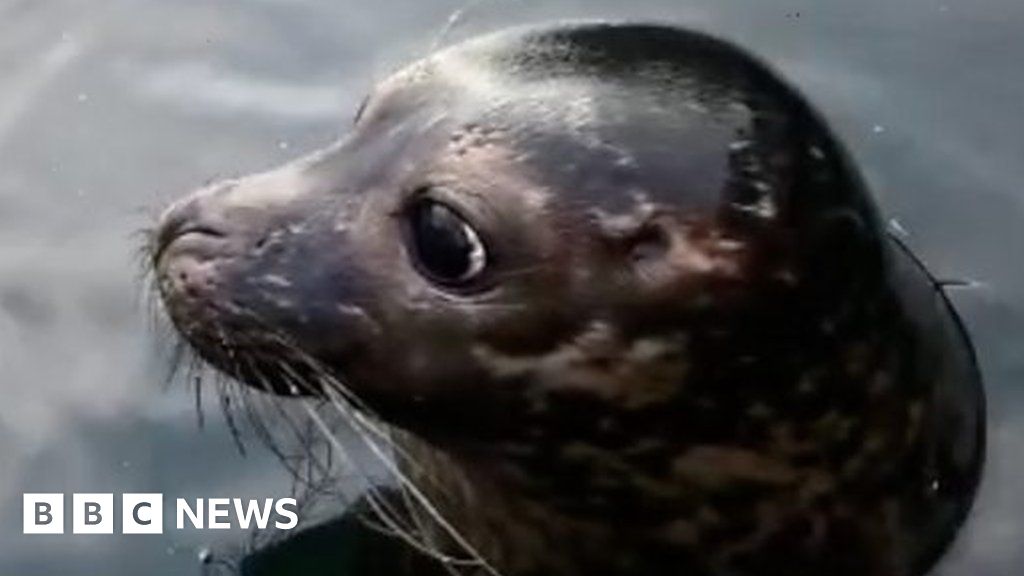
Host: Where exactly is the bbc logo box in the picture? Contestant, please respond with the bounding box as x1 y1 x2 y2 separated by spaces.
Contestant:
24 493 163 535
122 494 163 534
23 494 64 534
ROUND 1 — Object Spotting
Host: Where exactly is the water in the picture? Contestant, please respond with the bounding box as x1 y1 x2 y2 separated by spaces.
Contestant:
0 0 1021 573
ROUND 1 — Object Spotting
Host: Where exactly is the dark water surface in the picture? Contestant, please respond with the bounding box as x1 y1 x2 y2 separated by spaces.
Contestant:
0 0 1021 574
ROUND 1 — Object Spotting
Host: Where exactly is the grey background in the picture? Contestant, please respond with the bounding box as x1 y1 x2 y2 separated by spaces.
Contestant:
0 0 1021 574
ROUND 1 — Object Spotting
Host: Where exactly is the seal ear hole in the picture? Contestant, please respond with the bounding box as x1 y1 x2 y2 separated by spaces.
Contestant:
626 224 671 264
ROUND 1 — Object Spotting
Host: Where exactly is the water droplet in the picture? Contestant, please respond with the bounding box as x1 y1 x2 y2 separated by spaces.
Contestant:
872 124 886 134
197 547 212 564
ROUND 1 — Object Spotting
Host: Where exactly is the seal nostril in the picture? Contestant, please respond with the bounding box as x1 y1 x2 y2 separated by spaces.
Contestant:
181 226 226 240
153 192 231 264
154 220 227 264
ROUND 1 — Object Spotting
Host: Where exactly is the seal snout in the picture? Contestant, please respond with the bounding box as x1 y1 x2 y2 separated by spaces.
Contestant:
151 167 377 385
152 192 230 266
152 183 248 328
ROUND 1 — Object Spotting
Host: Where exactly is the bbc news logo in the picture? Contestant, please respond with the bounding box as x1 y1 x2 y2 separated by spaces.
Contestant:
24 494 299 535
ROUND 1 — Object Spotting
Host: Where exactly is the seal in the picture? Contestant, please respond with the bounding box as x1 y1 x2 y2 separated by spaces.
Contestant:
150 22 984 576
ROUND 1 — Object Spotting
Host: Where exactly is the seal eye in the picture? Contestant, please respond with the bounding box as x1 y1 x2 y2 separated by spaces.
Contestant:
406 199 488 285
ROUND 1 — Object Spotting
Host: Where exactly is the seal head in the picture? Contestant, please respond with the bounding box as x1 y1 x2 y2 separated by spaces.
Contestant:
152 23 984 576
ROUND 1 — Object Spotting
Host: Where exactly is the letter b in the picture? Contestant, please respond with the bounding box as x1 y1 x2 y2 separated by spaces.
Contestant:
73 494 113 534
24 494 63 534
85 502 102 525
38 502 53 525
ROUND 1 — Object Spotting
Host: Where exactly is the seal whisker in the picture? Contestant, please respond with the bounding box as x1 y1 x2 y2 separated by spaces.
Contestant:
232 327 498 573
193 375 205 431
298 398 496 573
218 378 248 458
430 0 495 52
248 362 346 493
236 374 292 468
309 385 502 575
208 333 328 486
291 400 422 534
191 282 514 575
265 338 434 481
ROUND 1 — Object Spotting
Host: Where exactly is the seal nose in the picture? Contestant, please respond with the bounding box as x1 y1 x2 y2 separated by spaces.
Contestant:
153 198 227 266
153 165 312 266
